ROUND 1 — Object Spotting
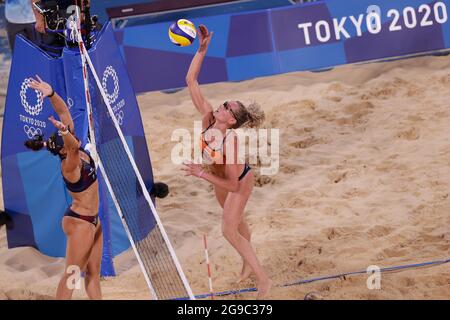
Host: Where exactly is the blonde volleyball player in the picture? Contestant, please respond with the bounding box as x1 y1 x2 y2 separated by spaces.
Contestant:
24 76 102 300
182 25 271 299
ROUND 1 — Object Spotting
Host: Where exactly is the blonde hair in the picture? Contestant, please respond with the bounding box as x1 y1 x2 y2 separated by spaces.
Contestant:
232 101 265 129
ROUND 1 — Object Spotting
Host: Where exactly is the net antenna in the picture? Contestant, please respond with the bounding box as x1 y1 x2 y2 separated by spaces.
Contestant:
73 3 195 300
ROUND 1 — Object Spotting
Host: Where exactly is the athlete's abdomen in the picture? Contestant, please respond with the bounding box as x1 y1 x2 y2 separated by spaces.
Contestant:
69 180 100 216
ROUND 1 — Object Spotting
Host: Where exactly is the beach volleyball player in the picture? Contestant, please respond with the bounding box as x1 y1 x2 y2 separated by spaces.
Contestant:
182 25 271 299
24 76 103 300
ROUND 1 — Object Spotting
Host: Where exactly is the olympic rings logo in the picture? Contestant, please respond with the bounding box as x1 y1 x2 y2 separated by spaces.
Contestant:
23 125 42 139
20 78 43 116
102 66 120 105
67 97 74 109
115 110 124 126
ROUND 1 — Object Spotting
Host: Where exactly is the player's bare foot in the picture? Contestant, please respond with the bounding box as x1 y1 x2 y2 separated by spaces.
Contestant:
236 263 252 283
256 279 272 300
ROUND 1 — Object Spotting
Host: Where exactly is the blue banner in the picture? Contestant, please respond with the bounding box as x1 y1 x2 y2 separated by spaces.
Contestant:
1 23 155 276
115 0 450 92
2 38 69 256
89 23 156 252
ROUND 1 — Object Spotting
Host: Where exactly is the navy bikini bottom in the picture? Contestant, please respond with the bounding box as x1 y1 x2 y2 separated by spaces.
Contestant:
238 163 251 181
64 208 98 227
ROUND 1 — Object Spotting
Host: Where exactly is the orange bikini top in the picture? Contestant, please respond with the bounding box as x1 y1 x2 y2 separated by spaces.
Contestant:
200 122 231 165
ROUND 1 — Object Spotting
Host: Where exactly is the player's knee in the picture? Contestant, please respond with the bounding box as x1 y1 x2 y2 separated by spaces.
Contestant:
86 263 101 278
222 224 238 241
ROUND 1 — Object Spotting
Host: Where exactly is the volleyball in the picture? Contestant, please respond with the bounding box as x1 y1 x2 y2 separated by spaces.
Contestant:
168 19 197 47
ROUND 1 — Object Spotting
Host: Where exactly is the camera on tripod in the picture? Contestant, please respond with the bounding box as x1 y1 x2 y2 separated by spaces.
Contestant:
32 0 64 31
32 0 99 50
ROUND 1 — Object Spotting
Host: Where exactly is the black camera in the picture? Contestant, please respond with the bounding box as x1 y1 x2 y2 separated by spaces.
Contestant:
32 0 64 31
33 0 98 53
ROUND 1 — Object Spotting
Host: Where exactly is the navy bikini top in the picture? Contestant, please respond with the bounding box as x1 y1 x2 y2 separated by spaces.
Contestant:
62 148 97 193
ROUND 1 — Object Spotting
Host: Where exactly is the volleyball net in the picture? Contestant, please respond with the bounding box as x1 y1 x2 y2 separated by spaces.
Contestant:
74 24 194 300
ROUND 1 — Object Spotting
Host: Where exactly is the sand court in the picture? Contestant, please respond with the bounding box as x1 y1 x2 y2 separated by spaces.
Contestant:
0 54 449 299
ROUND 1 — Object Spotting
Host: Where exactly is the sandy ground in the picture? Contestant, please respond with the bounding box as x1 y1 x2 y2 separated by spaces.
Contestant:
0 54 449 300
